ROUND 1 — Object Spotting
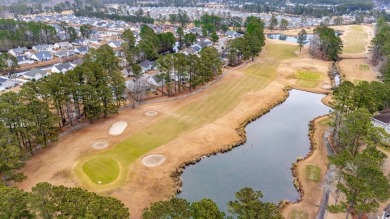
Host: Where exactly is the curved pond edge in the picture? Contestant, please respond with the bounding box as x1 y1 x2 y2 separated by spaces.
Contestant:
169 87 332 214
169 85 292 198
284 114 330 210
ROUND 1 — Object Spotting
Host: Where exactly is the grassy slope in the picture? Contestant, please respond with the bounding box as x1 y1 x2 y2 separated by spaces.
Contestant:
342 25 368 54
305 165 321 183
295 71 323 88
75 44 297 189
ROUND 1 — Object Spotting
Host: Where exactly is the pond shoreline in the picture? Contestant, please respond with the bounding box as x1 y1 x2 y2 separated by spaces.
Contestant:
169 86 292 198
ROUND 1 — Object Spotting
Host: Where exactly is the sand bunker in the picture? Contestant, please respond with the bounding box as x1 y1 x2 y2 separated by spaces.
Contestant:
145 111 158 116
109 121 128 135
142 154 166 167
92 141 108 150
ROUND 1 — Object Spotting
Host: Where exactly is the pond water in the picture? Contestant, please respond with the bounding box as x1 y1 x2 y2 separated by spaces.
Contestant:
266 34 313 44
177 90 330 213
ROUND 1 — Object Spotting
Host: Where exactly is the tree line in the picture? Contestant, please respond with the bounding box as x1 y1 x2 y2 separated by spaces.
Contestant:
143 187 282 219
327 80 390 218
371 16 390 81
74 10 154 24
0 19 57 52
0 182 130 218
0 45 125 183
1 184 283 218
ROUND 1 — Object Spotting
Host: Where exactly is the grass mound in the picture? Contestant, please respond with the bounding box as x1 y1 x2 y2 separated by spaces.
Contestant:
295 71 322 88
289 209 309 219
82 157 120 184
305 164 321 183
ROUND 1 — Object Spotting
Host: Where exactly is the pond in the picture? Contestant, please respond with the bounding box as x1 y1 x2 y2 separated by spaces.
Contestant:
177 90 330 213
266 34 313 44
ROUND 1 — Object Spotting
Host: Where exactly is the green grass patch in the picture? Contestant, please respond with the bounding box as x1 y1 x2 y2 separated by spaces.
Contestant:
295 71 322 88
359 64 369 71
289 209 309 219
77 44 298 188
305 165 321 183
342 25 368 54
318 117 331 126
82 157 120 184
352 79 364 85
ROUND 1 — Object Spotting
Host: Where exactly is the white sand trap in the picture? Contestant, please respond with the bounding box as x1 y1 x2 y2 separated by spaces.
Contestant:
145 110 158 116
92 141 108 150
142 154 166 167
109 121 128 135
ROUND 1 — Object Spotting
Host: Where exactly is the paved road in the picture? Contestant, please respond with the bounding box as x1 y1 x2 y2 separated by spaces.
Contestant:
316 129 335 219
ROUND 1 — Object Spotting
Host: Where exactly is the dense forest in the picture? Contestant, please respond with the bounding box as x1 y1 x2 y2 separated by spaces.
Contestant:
74 10 154 24
0 19 57 51
328 80 390 218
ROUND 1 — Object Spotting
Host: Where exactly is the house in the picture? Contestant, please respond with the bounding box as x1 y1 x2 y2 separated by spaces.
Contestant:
74 46 89 55
108 40 123 48
121 66 133 77
191 44 203 53
54 42 73 49
89 38 101 44
197 38 213 47
8 47 28 57
225 30 240 39
140 60 155 73
51 63 75 73
31 51 53 61
32 44 51 52
72 38 89 46
372 110 390 133
0 77 18 91
16 55 34 65
24 68 47 80
55 50 74 58
181 47 198 56
114 51 124 57
382 204 390 219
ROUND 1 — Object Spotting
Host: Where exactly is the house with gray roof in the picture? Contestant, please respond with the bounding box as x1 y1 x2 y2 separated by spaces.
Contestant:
32 44 52 52
72 38 89 46
0 77 18 91
140 60 155 73
54 42 73 49
225 30 240 39
372 110 390 133
16 55 34 65
74 46 89 55
108 40 123 48
55 50 75 58
51 63 75 73
24 68 47 81
31 51 53 61
8 47 28 57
